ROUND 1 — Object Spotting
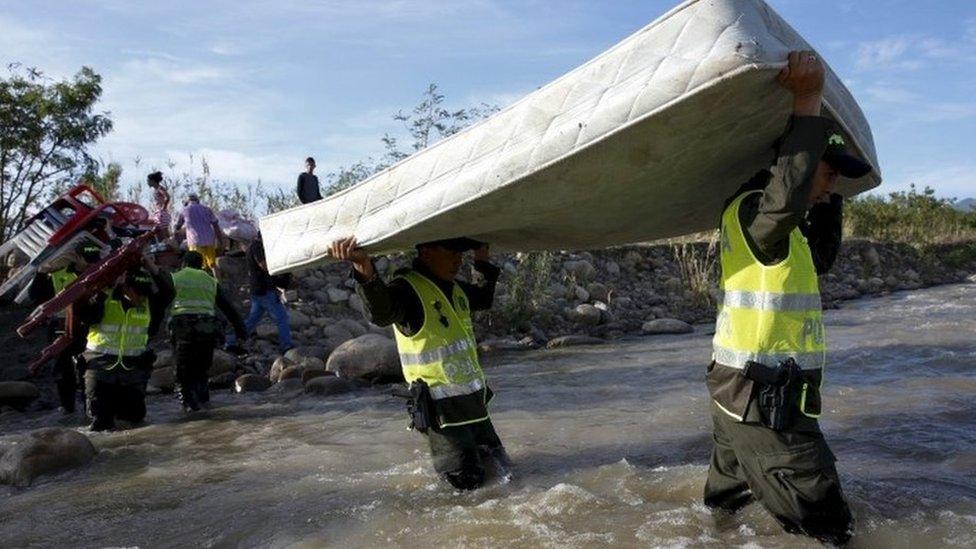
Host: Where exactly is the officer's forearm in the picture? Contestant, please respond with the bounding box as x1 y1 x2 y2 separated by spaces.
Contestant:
747 116 831 253
353 273 408 326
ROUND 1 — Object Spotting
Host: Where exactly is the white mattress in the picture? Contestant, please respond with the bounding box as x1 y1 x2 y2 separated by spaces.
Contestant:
263 0 881 274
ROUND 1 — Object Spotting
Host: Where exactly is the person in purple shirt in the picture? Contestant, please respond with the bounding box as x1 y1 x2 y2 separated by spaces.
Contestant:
174 194 222 276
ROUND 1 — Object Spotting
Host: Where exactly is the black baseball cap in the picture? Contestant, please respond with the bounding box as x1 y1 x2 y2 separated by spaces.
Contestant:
75 242 102 263
125 268 154 296
822 126 872 179
416 237 484 252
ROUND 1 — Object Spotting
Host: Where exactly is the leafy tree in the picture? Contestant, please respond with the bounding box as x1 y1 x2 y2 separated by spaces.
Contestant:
0 64 113 240
83 161 123 201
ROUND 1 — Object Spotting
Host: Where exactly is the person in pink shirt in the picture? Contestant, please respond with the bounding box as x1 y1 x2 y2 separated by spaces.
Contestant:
147 171 171 238
174 194 222 275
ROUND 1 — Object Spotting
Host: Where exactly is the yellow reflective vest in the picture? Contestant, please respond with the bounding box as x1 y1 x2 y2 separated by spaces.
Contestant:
171 268 217 316
86 298 151 369
51 268 78 294
392 270 490 428
712 191 825 419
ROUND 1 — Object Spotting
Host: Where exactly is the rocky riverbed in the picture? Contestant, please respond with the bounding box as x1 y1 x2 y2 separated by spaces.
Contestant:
2 239 974 415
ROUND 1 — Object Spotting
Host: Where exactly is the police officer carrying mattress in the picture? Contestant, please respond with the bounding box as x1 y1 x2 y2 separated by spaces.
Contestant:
28 241 103 413
703 51 873 544
166 250 246 412
76 259 174 431
331 235 512 491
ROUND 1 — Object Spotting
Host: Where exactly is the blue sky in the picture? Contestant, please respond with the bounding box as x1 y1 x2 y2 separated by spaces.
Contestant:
2 0 974 199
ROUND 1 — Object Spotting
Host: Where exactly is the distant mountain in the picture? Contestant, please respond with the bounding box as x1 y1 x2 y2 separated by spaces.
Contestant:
953 198 976 212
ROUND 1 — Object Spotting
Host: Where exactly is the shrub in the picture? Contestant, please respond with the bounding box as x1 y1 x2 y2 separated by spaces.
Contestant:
845 185 976 245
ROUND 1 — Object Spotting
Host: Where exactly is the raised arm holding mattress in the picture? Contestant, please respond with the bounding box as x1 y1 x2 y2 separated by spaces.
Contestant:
702 50 873 545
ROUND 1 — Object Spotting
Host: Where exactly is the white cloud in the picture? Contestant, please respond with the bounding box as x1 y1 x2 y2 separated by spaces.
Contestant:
855 37 912 69
855 30 976 71
861 84 919 104
160 148 299 185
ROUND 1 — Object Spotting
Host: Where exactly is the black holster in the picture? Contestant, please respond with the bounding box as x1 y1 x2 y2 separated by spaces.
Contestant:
742 358 803 431
392 380 435 434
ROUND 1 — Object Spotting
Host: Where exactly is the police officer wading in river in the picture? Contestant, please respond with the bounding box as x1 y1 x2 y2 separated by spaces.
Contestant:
76 260 174 431
28 241 103 413
704 51 873 545
332 236 512 491
166 251 247 412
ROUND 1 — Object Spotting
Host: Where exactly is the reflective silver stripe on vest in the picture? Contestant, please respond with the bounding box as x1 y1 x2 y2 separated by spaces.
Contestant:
99 325 120 333
428 377 485 400
398 338 474 367
719 290 822 311
85 344 145 357
174 299 215 309
712 345 825 370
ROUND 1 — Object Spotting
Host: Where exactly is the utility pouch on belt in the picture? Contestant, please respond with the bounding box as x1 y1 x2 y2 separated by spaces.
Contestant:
742 358 802 431
392 380 434 434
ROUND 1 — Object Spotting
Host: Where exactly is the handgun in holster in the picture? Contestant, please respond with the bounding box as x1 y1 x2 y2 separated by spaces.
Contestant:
742 357 802 431
391 380 434 434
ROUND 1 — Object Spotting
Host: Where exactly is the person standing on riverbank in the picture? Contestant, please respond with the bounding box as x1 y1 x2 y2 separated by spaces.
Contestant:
703 51 873 545
296 157 322 204
332 235 511 491
147 171 171 238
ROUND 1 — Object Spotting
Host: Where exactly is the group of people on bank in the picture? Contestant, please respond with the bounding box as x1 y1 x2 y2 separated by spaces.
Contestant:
30 50 868 545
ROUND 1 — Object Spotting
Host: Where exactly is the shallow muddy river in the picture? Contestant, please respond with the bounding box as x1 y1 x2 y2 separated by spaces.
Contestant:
1 284 974 548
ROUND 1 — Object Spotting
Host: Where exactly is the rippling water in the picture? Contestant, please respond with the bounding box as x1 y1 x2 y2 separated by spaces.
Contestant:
2 284 975 548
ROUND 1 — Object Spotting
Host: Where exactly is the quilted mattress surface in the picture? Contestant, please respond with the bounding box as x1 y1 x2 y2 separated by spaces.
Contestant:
263 0 881 274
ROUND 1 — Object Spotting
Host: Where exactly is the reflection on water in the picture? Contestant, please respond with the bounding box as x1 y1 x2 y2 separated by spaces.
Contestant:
2 284 975 548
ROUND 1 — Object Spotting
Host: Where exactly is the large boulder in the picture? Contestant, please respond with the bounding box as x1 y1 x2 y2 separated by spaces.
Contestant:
234 374 272 393
0 428 97 487
322 324 356 346
587 282 611 303
641 318 694 335
327 288 351 303
278 365 305 382
571 304 602 326
304 375 358 396
563 260 596 281
210 349 238 377
0 381 40 410
148 367 176 393
326 334 403 383
301 368 328 384
337 318 368 338
269 356 295 383
289 310 312 330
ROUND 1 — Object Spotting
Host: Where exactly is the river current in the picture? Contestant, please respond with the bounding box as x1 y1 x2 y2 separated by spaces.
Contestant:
1 284 974 548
